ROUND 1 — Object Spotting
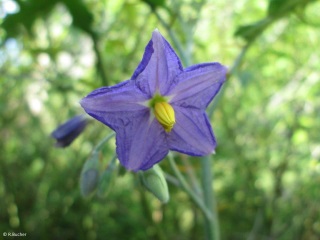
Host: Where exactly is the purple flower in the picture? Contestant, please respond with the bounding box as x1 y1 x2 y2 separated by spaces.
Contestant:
51 114 88 147
80 30 227 171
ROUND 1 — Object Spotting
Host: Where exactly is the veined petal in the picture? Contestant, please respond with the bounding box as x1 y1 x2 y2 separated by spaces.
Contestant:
168 106 216 156
80 80 149 130
132 30 183 97
168 63 227 109
116 111 169 171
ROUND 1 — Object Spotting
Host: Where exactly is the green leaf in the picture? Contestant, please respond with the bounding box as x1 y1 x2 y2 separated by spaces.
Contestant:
141 0 165 9
268 0 289 16
1 0 95 39
234 19 271 42
236 0 318 42
268 0 317 17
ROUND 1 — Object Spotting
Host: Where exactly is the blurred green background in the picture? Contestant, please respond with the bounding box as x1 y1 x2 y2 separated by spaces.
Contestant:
0 0 320 239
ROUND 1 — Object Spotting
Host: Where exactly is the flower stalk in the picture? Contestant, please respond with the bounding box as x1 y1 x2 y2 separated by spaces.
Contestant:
201 156 220 240
93 132 115 153
168 153 213 222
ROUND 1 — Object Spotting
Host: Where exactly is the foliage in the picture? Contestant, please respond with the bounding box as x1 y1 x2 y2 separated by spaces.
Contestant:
0 0 320 239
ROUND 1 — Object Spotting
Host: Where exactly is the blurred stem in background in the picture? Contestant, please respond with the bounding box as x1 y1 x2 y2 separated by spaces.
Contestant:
168 153 212 222
91 32 109 86
201 156 220 240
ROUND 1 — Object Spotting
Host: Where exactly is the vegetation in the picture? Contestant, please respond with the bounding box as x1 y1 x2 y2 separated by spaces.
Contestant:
1 0 319 239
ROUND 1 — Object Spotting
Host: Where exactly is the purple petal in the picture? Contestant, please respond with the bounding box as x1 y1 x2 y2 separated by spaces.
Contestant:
115 111 169 171
80 80 149 131
168 106 216 156
131 39 154 80
132 30 183 97
168 63 227 109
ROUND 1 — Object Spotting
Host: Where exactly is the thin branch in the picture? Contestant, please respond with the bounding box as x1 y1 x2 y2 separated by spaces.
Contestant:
93 132 115 153
91 33 109 86
167 153 213 221
200 155 220 240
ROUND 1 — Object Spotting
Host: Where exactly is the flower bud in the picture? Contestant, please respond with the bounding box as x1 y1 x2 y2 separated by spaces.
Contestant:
80 151 100 197
97 158 117 198
51 114 88 147
140 164 169 203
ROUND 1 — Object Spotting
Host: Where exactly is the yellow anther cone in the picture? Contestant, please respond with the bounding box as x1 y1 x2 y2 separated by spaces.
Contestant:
154 102 175 132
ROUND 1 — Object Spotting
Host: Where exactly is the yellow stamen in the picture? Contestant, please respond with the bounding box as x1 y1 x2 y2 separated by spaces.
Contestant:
154 102 175 132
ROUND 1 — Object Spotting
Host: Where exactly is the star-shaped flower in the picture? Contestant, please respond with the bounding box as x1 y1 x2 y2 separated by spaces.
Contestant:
80 29 227 171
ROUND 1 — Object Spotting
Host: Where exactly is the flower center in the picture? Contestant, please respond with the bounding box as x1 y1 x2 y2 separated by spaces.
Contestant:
148 94 176 132
154 102 175 132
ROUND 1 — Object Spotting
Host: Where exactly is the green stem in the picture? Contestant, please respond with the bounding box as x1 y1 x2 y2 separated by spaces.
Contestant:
204 46 259 240
200 156 220 240
91 32 109 86
168 153 212 222
228 42 252 77
94 132 116 153
207 42 252 119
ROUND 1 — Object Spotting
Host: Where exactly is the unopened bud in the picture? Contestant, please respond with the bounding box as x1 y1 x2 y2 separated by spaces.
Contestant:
51 114 88 147
97 157 117 198
80 151 100 197
140 164 169 203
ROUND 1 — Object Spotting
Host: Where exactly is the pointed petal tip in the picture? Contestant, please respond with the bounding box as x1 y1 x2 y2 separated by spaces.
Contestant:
79 98 84 107
213 62 228 83
213 62 228 75
222 64 229 74
79 98 89 112
152 28 162 40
